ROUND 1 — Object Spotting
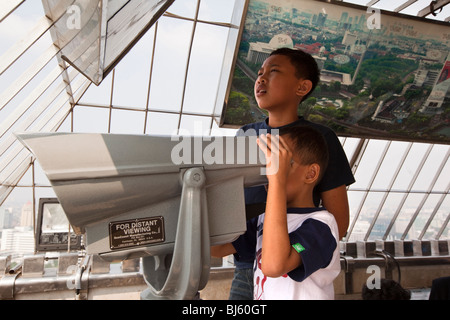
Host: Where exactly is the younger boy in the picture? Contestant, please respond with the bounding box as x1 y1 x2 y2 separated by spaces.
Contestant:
211 126 341 300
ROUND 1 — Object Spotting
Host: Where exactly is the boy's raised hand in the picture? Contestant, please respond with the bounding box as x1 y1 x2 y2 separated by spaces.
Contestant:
257 134 293 182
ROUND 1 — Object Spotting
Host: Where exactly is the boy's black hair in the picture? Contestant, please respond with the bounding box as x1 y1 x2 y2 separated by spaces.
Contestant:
280 125 329 183
270 47 320 102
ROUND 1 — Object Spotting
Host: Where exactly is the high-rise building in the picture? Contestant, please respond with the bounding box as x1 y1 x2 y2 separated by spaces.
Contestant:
20 201 33 227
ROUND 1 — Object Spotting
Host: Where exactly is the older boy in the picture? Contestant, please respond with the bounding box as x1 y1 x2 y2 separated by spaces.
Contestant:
230 48 354 299
212 126 341 299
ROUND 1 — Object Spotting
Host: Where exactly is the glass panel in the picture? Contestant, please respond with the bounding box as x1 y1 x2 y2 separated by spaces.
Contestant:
213 25 241 120
73 105 109 133
148 16 193 112
79 72 113 106
41 203 68 233
0 186 34 255
198 0 236 23
348 191 385 241
405 194 441 240
391 143 430 191
34 161 51 186
387 193 425 240
341 137 361 165
55 109 72 132
109 109 145 134
35 186 57 200
45 0 103 83
145 111 179 136
364 0 397 11
106 0 129 20
0 35 56 125
411 144 448 192
0 0 45 56
347 190 365 239
1 185 58 255
351 139 388 190
0 147 30 184
433 154 450 192
15 161 32 186
442 225 450 240
423 195 450 240
44 0 173 84
369 192 405 241
211 120 237 136
183 23 228 115
371 141 409 190
165 0 197 18
111 27 155 109
179 115 212 136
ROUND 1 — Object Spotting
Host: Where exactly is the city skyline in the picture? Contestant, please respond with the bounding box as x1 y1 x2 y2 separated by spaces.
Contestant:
225 0 450 144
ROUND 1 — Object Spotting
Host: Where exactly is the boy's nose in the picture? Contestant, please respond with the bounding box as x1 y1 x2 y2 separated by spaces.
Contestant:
257 76 266 84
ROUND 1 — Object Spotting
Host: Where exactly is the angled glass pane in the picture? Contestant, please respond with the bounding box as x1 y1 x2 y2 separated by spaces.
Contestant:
433 154 450 192
387 193 425 240
0 0 45 57
347 190 365 240
405 194 442 240
109 109 145 134
371 141 410 191
341 137 361 164
423 195 449 240
391 143 431 191
148 16 193 112
55 111 72 132
43 0 173 84
0 143 31 186
72 105 109 133
348 191 385 241
351 139 388 190
183 22 229 115
442 225 450 240
367 192 405 241
0 34 54 125
15 161 32 187
411 144 448 192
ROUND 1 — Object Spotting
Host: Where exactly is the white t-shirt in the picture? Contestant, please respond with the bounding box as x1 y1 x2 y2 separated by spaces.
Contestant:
232 207 341 300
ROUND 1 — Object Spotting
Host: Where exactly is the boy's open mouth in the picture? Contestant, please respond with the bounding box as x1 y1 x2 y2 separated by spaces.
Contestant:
256 86 267 95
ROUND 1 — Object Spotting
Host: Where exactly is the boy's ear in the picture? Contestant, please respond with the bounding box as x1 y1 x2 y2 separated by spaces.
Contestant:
296 79 313 98
305 163 320 184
